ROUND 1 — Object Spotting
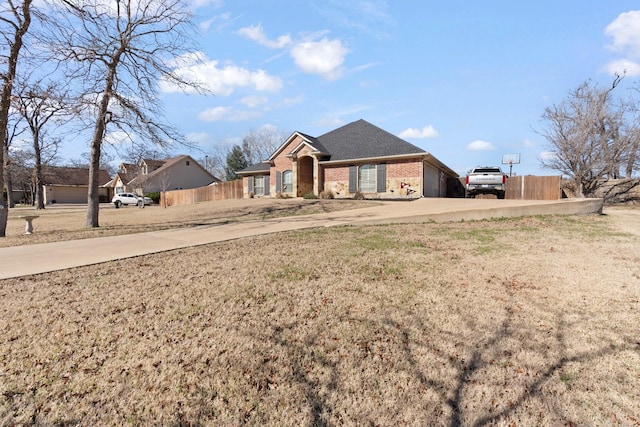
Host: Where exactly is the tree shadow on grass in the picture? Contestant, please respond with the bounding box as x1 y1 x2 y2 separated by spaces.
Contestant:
242 286 639 426
387 288 640 426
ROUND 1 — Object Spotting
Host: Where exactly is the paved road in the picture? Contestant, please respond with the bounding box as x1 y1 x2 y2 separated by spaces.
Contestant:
0 198 603 280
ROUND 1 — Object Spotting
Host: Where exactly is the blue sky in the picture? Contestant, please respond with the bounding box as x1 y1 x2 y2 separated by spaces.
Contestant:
76 1 640 176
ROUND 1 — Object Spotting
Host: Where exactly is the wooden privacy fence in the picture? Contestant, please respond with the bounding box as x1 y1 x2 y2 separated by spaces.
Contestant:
505 175 562 200
160 179 243 207
459 175 562 200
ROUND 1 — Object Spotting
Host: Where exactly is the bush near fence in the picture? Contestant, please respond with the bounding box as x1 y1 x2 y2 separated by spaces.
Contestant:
160 180 243 207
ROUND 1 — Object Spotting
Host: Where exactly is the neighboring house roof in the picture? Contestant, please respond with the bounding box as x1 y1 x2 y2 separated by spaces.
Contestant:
120 163 135 172
144 155 218 181
113 155 221 187
142 158 166 172
42 166 111 187
317 119 426 162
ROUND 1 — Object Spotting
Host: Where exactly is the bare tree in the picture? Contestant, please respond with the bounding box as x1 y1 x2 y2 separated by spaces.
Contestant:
242 126 289 166
12 78 71 208
538 77 634 197
70 150 117 177
157 167 172 208
623 98 640 178
0 0 34 236
3 104 28 208
200 145 229 182
50 0 203 227
5 148 32 204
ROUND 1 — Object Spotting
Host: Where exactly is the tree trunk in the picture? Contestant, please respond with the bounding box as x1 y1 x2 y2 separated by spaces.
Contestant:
626 138 639 179
2 145 15 208
85 123 105 227
34 133 45 209
574 177 584 198
0 0 32 237
85 54 120 227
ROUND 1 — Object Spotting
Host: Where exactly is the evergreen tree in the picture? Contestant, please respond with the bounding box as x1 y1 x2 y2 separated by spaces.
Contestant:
225 145 248 181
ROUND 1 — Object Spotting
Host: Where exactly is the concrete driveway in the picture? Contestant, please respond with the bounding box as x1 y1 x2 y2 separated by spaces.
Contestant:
0 198 603 280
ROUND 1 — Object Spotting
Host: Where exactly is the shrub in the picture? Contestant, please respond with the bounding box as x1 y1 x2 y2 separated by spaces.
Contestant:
146 192 161 204
303 192 317 199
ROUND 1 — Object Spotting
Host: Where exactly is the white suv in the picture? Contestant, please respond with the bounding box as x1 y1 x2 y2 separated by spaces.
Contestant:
112 193 153 208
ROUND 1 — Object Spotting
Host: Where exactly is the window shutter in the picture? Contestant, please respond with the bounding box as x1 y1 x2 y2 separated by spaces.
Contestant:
248 176 254 194
264 175 270 196
377 163 386 193
275 171 282 193
348 166 357 193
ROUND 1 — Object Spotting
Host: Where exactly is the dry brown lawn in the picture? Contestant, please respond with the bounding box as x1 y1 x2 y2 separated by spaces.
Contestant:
1 200 639 426
1 199 373 247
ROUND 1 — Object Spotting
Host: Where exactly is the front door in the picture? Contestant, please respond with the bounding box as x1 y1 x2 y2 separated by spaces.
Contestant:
297 156 314 197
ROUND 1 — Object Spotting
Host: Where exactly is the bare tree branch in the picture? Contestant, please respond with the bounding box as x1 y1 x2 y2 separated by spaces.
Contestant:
538 78 639 198
47 0 206 227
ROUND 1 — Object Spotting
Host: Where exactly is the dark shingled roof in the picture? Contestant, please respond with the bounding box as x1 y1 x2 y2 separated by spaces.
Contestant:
238 119 428 174
316 119 425 162
42 166 112 186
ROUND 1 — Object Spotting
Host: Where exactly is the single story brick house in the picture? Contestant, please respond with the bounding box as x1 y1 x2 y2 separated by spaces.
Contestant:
237 119 461 199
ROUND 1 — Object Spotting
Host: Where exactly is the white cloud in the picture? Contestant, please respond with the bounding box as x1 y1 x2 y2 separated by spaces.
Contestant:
239 95 268 108
236 23 350 81
522 138 536 148
602 58 640 77
199 13 227 33
238 24 293 49
281 95 304 107
186 132 211 145
290 37 349 80
398 125 439 139
197 106 262 122
190 0 223 9
606 10 640 55
314 116 344 128
466 140 496 151
104 130 133 145
160 52 283 95
604 10 640 76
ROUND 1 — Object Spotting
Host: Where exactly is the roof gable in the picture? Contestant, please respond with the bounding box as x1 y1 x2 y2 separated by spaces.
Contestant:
268 131 328 161
317 119 425 162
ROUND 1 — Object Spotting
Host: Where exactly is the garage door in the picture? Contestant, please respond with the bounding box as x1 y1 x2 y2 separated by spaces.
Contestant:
422 163 440 197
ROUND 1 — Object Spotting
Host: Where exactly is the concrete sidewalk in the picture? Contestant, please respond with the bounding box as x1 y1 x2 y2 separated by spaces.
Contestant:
0 198 603 280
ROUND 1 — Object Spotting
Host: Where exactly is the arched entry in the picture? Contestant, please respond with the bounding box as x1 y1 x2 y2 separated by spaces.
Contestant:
297 156 314 197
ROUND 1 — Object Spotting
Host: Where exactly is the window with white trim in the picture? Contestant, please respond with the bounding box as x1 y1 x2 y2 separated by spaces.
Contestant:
254 175 265 196
358 164 376 192
282 170 293 193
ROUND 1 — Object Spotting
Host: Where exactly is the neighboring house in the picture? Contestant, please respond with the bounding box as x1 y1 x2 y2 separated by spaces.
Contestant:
237 119 461 199
42 166 112 204
109 155 220 195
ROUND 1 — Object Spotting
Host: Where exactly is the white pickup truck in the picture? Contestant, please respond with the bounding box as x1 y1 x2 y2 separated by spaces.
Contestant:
465 167 507 199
